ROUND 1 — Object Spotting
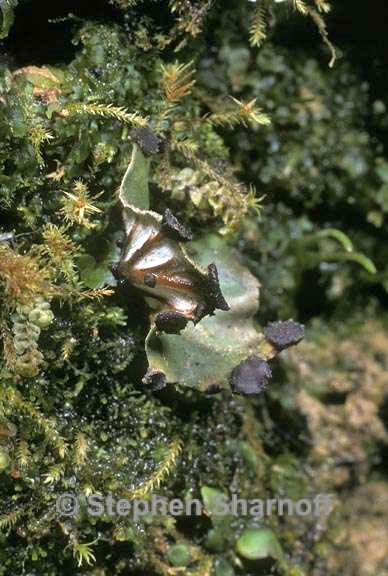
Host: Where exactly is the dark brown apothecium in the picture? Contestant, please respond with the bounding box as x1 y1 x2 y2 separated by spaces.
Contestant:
230 355 272 395
264 319 305 350
129 127 165 156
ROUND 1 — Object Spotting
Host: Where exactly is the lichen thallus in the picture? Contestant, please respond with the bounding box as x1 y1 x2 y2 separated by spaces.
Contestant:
111 127 230 335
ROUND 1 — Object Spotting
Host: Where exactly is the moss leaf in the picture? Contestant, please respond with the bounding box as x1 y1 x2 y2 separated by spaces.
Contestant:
78 239 120 288
166 544 191 567
236 527 283 560
0 0 16 40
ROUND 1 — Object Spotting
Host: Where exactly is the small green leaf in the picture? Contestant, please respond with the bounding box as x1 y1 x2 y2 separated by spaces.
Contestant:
318 251 377 275
0 449 10 471
0 0 16 40
239 441 259 473
201 486 229 518
78 239 119 288
346 252 377 274
316 228 353 253
167 544 191 567
215 558 235 576
376 159 388 184
205 527 227 552
201 485 233 535
236 527 283 561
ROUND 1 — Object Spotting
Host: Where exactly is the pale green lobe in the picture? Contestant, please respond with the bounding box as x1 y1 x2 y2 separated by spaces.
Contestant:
118 150 277 391
201 485 233 538
119 143 150 211
78 238 120 288
0 449 10 471
145 234 275 391
166 544 191 567
201 486 228 518
0 0 15 40
236 527 283 560
215 558 235 576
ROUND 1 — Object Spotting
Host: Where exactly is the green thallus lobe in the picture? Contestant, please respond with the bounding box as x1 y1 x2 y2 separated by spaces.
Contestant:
112 128 304 394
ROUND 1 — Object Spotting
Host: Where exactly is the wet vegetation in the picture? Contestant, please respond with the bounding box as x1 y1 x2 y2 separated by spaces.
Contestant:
0 1 388 575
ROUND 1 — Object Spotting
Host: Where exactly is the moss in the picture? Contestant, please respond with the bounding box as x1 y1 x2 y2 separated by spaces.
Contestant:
0 1 387 575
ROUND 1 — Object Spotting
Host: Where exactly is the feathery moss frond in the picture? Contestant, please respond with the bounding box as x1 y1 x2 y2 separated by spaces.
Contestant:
0 509 23 533
292 0 308 15
70 539 97 568
28 125 53 166
63 102 148 127
169 0 213 38
128 437 183 499
77 288 115 299
40 224 79 282
16 438 29 469
161 61 196 102
247 0 334 66
205 96 270 128
43 463 65 485
250 2 267 47
0 244 53 306
314 0 331 12
59 180 102 229
74 432 89 467
289 0 336 67
231 96 270 126
4 387 67 458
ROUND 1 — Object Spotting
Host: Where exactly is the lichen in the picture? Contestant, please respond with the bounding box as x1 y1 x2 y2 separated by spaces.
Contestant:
0 1 386 575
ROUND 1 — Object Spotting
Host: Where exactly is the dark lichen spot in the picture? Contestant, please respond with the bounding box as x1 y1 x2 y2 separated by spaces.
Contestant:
206 263 230 312
155 310 189 334
230 355 272 395
205 383 222 395
91 67 103 78
162 208 193 242
193 265 229 323
130 127 164 156
144 272 156 288
142 369 167 390
264 319 305 350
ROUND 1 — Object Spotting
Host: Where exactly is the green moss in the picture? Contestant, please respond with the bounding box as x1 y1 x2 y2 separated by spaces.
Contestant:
167 543 191 567
0 1 387 575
